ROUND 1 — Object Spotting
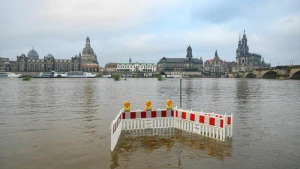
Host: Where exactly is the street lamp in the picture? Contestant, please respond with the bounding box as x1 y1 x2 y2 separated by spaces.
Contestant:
180 77 182 109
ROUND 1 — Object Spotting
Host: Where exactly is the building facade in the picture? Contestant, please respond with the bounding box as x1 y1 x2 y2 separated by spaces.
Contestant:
12 37 100 72
116 62 156 72
0 57 8 72
204 50 234 76
233 30 270 72
104 62 117 73
157 45 203 72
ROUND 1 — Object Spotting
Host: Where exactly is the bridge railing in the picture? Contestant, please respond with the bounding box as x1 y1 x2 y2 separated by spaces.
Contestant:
110 103 233 151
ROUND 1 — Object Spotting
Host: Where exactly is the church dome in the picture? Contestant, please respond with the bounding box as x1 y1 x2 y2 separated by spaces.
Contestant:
27 49 39 59
82 47 94 55
82 36 94 55
45 53 54 58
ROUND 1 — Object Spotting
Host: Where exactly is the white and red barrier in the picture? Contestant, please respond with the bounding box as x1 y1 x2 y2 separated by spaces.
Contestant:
111 109 123 151
121 109 174 130
110 106 233 151
174 109 233 141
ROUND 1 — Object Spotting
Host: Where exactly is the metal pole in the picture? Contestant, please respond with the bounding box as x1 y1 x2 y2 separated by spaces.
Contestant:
180 78 182 109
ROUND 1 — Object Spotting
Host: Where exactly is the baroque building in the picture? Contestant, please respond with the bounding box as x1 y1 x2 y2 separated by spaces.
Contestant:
14 37 100 72
116 58 156 72
81 36 99 71
233 30 270 72
157 45 203 72
203 50 234 76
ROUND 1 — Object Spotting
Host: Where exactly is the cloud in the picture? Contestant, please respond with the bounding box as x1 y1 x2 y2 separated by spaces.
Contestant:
0 0 300 66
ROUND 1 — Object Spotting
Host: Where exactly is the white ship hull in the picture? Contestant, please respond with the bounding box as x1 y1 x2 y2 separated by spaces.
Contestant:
0 72 22 78
166 75 181 78
66 71 96 78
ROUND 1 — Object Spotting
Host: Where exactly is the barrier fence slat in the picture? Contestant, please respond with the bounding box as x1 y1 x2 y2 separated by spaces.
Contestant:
111 108 233 151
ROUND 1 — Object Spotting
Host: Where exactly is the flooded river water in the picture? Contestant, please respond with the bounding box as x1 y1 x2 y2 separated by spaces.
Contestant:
0 78 299 169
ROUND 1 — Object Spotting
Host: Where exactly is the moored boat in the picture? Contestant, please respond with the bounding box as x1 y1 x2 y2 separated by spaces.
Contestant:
57 72 67 78
166 74 182 78
66 71 96 78
34 71 58 78
102 74 112 78
0 72 22 78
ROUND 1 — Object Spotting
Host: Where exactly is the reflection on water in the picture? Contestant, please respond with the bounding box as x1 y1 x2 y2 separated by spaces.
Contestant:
184 79 193 108
111 129 232 169
235 79 250 104
0 78 300 169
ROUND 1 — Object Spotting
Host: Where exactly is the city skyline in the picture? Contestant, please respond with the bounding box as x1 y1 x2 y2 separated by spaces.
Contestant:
1 0 299 66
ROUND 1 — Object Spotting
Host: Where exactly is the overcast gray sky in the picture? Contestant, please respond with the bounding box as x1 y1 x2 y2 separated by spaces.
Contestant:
1 0 299 66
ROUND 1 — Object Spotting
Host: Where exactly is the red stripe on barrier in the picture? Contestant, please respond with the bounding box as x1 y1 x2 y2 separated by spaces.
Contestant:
151 111 156 118
209 117 215 126
171 110 174 117
141 111 146 118
182 112 186 119
220 119 224 128
130 112 136 119
176 110 178 117
190 113 195 121
228 117 231 125
200 115 205 123
122 112 125 119
161 110 167 117
220 116 222 118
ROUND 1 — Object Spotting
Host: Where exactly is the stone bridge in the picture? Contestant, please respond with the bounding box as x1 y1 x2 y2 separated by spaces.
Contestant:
228 65 300 79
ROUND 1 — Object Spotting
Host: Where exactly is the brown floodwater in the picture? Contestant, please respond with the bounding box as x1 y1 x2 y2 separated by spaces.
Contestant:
0 78 299 169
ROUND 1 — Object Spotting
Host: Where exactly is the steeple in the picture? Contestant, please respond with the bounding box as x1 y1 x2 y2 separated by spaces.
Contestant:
187 45 192 51
86 36 91 47
129 57 132 63
186 45 193 59
215 50 218 57
241 29 248 48
242 29 247 40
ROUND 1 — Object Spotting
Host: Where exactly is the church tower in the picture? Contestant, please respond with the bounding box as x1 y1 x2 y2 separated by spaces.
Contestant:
186 45 193 61
86 36 91 47
236 30 249 58
241 30 249 55
81 36 96 64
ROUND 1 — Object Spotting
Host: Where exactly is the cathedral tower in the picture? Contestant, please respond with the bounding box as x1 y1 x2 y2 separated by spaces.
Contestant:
186 45 193 61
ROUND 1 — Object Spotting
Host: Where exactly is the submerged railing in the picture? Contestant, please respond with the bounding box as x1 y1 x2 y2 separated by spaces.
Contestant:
110 100 233 151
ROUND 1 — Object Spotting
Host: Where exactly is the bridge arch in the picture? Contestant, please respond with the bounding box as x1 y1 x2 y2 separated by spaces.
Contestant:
291 70 300 80
225 74 229 78
262 71 277 79
245 73 255 78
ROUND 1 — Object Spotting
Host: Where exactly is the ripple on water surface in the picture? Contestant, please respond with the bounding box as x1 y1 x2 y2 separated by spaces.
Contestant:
0 78 300 169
